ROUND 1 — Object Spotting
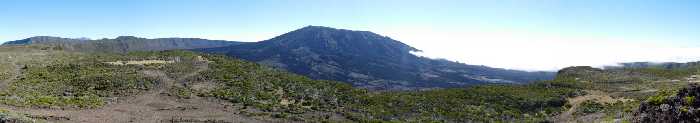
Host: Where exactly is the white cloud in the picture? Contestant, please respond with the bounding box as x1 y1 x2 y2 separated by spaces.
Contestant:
374 26 700 71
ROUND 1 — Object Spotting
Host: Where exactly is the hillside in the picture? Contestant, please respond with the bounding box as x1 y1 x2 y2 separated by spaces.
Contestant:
0 45 347 122
0 44 584 122
4 30 700 122
549 65 700 122
3 36 244 53
198 26 555 89
4 42 700 122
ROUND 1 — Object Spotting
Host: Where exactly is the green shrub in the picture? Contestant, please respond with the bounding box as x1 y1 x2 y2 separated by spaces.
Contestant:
685 96 695 105
0 55 154 108
646 90 676 105
170 87 193 99
577 100 604 115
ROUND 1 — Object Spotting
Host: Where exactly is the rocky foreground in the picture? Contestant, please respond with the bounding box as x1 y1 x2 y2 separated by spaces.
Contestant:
634 84 700 123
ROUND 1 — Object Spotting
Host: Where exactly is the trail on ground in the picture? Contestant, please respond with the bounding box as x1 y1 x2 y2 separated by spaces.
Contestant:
553 90 632 122
0 62 284 123
0 56 22 91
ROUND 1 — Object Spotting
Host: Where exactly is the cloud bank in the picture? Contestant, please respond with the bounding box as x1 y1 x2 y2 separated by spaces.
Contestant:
376 26 700 71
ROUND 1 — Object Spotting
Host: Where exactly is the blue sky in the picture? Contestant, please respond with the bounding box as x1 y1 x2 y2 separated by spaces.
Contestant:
1 0 699 71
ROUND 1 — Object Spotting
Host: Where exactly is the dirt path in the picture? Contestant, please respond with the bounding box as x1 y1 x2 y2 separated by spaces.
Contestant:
0 60 21 90
0 49 50 91
0 62 282 123
554 90 632 123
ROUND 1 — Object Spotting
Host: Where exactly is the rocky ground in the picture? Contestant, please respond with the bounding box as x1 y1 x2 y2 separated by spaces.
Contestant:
634 84 700 123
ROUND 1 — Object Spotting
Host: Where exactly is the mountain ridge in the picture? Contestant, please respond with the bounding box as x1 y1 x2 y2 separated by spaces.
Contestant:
197 26 555 89
3 36 244 53
1 26 556 89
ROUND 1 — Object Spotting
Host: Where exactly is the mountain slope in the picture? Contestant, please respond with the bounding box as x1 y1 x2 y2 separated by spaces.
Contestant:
3 36 244 53
199 26 555 89
0 44 577 122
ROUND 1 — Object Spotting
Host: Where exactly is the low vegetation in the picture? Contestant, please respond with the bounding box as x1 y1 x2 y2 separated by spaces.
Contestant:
575 100 605 115
554 65 700 122
0 108 40 123
0 63 154 108
0 54 156 108
349 83 580 122
645 89 678 106
2 45 700 122
0 45 158 108
192 54 582 122
634 84 700 122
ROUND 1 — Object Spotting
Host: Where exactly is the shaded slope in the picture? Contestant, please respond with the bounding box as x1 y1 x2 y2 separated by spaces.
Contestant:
199 26 554 89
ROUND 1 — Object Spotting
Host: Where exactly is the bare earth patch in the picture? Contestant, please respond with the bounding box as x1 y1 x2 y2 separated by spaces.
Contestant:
104 60 174 65
554 90 633 122
0 61 293 123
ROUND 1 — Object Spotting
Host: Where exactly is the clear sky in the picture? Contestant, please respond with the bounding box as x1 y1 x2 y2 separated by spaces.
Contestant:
1 0 699 71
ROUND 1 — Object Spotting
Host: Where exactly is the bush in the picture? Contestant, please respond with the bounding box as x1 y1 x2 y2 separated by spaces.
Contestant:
170 86 193 99
0 54 155 108
577 100 605 114
685 96 695 105
646 90 676 106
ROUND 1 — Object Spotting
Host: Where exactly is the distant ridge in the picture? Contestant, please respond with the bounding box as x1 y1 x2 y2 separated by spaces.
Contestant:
3 36 244 53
